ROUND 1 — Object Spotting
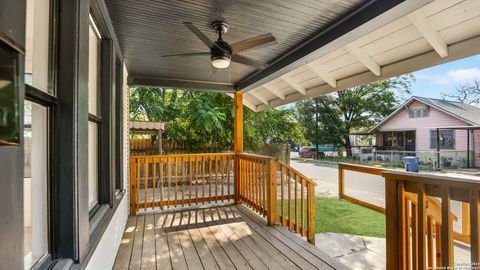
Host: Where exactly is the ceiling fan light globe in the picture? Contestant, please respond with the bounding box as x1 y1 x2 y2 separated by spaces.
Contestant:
211 56 230 69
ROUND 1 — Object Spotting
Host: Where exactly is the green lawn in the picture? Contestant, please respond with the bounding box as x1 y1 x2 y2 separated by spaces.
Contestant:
314 197 385 237
278 197 385 238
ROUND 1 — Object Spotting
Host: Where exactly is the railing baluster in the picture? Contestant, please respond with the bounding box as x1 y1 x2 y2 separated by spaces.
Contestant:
412 203 418 268
152 157 157 209
195 156 199 205
427 216 434 268
226 157 231 199
470 191 480 263
417 184 427 270
301 178 305 237
181 156 185 206
441 187 454 267
215 155 219 202
159 158 164 208
144 158 149 211
404 197 411 269
189 157 193 204
167 157 171 207
174 156 178 206
202 156 205 204
209 156 213 201
294 173 299 233
137 158 141 212
220 155 223 201
281 165 285 225
288 169 292 231
435 223 442 267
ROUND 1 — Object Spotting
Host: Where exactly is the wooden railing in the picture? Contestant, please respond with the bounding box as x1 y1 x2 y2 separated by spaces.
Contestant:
237 153 316 244
338 163 385 213
130 152 316 244
277 160 317 244
237 153 272 219
129 153 234 214
384 171 480 269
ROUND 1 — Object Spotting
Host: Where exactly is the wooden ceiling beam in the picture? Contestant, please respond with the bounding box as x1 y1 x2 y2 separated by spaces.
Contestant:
307 63 337 88
281 75 306 95
346 44 381 76
249 91 270 106
263 83 286 100
408 12 448 58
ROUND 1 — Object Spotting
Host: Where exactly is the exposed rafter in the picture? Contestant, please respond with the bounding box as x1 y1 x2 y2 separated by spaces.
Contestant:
408 12 448 58
307 63 337 88
346 44 381 76
263 83 286 100
281 75 306 95
226 93 258 112
249 91 270 105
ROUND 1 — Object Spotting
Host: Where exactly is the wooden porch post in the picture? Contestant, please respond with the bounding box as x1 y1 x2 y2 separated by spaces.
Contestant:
234 92 244 204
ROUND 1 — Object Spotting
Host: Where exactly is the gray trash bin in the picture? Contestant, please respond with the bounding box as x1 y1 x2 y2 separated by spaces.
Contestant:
402 156 419 172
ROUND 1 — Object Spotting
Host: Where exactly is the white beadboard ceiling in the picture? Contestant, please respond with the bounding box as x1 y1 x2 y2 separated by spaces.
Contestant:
242 0 480 112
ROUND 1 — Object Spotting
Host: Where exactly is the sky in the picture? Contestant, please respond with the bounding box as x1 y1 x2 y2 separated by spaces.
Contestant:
411 54 480 99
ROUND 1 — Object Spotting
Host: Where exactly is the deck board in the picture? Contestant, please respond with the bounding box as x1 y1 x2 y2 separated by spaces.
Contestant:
113 205 344 270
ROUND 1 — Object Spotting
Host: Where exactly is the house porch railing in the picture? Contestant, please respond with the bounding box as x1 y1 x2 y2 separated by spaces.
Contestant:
129 152 317 244
337 163 479 269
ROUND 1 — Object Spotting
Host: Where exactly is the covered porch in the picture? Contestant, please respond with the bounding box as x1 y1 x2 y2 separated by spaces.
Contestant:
114 205 344 270
3 0 480 269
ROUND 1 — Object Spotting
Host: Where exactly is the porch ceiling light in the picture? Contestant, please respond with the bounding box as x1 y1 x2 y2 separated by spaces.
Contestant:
211 55 231 69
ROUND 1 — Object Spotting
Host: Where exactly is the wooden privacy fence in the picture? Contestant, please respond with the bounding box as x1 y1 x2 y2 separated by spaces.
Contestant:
237 153 317 244
384 171 480 269
129 153 234 214
130 152 317 244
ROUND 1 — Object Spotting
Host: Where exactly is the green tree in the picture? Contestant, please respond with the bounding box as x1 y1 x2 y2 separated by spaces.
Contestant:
296 75 414 157
129 87 306 152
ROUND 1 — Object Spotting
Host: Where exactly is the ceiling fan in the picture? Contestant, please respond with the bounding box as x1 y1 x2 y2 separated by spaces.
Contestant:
161 21 276 70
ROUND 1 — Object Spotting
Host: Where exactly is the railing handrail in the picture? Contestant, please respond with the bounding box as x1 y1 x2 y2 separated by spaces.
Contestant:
278 160 317 186
237 152 276 161
338 162 385 176
130 152 235 159
383 171 480 190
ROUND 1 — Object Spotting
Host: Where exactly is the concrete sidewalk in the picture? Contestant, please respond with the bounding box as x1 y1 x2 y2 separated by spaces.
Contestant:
315 233 386 270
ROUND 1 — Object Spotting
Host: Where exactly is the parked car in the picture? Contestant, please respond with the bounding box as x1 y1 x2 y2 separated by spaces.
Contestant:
299 147 317 158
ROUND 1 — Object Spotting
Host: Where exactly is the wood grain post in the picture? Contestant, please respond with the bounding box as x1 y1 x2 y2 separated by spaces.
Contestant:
129 157 137 216
267 158 277 225
471 191 480 263
417 184 427 270
338 164 344 199
441 187 454 267
234 92 243 204
307 183 315 245
385 175 400 270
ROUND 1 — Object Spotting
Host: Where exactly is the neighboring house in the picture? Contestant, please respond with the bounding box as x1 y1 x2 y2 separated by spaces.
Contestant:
368 96 480 168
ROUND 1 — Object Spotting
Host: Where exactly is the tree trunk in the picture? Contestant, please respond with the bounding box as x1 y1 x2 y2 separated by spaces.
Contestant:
344 135 353 158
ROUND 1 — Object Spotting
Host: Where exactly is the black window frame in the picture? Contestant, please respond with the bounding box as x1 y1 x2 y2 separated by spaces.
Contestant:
430 129 455 149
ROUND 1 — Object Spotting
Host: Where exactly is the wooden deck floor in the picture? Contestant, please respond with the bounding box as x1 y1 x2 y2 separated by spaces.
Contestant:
113 204 346 270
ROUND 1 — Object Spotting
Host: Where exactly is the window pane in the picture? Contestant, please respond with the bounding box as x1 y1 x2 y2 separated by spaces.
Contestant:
88 121 98 209
25 0 50 92
24 101 48 269
88 23 100 115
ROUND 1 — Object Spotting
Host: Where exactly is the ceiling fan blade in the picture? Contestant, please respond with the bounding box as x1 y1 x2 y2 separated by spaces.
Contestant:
161 52 210 58
231 33 276 53
231 54 268 69
183 22 219 50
